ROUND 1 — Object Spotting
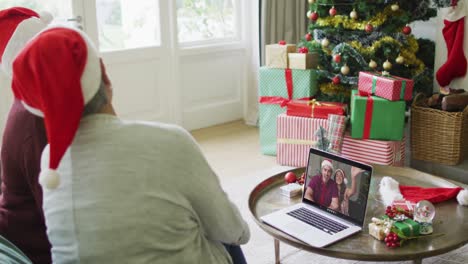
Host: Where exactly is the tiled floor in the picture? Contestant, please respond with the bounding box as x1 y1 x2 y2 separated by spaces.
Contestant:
191 120 468 264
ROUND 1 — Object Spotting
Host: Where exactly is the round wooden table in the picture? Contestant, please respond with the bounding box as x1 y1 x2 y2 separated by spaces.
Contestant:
248 165 468 264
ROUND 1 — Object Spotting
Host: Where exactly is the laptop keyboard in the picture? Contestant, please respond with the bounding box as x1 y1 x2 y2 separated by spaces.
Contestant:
287 207 349 235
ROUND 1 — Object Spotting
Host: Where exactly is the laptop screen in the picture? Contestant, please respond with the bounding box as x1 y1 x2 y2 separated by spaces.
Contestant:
302 148 372 227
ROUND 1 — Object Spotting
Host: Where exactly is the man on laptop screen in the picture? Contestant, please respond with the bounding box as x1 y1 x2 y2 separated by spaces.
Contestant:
260 148 372 248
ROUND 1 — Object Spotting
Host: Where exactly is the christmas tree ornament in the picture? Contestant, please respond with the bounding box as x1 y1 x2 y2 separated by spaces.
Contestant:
333 53 342 63
391 3 400 11
298 47 309 53
350 9 358 20
305 33 312 41
329 6 337 17
278 40 286 45
321 38 330 47
307 10 311 18
436 1 467 87
396 55 405 64
308 0 316 4
332 75 341 85
365 23 374 33
383 60 392 70
369 60 377 69
310 11 319 22
341 64 350 75
402 25 412 35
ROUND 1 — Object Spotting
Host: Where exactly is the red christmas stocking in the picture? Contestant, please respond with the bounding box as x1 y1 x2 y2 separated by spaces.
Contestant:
436 2 467 87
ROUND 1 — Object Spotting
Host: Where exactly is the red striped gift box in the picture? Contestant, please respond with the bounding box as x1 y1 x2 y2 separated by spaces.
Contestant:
277 114 328 167
341 134 406 166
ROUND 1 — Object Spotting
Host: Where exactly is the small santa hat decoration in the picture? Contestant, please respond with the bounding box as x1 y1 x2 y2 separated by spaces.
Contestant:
379 176 468 206
0 7 53 77
12 26 102 189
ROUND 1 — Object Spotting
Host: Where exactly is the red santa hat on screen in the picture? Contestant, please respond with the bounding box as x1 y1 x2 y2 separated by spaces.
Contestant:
0 7 53 77
12 26 102 189
321 159 334 170
379 177 468 206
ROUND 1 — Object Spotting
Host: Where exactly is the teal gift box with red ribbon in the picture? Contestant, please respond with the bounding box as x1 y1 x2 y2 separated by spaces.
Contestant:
350 90 406 141
259 67 318 155
358 71 414 101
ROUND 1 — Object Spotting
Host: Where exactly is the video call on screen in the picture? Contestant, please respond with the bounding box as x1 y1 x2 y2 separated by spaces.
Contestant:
304 153 371 224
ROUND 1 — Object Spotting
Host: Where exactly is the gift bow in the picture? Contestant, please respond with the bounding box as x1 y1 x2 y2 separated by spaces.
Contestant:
307 99 336 118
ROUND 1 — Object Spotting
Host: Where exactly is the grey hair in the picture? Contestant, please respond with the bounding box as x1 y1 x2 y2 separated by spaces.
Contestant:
82 80 109 116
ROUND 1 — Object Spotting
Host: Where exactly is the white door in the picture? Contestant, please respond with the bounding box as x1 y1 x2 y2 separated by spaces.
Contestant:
1 0 250 131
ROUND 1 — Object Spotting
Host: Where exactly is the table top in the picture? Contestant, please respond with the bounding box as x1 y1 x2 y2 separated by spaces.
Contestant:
248 165 468 261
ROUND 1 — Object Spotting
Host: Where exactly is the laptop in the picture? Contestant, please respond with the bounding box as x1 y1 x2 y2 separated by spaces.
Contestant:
261 148 373 247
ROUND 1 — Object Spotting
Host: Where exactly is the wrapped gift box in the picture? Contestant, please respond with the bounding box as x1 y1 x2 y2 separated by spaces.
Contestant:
280 183 303 197
265 43 297 69
286 99 347 119
341 133 406 166
350 90 406 141
394 219 420 237
358 71 414 101
276 114 328 166
368 223 386 241
259 68 318 155
288 52 319 70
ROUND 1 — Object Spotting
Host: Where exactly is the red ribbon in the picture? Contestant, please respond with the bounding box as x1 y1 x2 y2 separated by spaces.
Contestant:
259 69 311 107
359 91 374 139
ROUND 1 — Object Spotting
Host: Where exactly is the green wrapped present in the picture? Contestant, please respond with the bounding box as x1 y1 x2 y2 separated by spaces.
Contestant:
394 219 420 237
259 67 318 155
350 90 405 141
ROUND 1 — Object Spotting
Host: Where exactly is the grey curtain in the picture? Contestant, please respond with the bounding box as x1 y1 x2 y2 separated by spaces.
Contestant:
260 0 308 65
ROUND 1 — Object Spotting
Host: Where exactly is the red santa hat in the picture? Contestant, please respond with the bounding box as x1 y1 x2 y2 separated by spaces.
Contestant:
0 7 52 77
321 159 334 170
11 26 102 189
379 176 468 206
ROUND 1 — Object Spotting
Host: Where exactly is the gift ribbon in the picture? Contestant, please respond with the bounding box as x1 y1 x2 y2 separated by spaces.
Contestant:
401 221 415 236
359 91 374 139
370 73 407 100
277 138 317 145
259 69 312 107
307 99 337 118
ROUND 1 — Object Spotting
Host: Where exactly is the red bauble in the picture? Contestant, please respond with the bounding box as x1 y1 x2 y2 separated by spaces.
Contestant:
365 24 373 33
333 54 342 63
402 25 412 35
305 33 312 41
332 75 341 85
310 11 319 21
329 6 337 17
298 47 309 53
284 172 297 183
278 40 286 45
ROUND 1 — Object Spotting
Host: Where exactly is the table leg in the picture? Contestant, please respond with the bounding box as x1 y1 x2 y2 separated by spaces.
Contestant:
412 259 422 264
274 239 280 264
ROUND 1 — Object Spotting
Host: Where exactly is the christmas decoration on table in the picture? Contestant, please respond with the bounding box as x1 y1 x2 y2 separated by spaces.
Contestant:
265 42 297 69
299 1 438 102
285 99 347 119
350 90 406 141
358 71 414 101
276 114 328 167
341 133 406 167
259 68 318 155
280 172 306 198
414 200 436 235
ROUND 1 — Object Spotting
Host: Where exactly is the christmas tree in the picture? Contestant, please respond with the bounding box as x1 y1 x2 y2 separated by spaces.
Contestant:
299 0 438 102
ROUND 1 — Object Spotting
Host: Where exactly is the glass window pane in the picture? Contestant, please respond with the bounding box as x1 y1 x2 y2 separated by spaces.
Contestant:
177 0 236 43
0 0 72 19
96 0 160 52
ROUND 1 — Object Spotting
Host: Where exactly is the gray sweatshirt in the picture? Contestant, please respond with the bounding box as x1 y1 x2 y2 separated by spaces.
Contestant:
41 114 249 264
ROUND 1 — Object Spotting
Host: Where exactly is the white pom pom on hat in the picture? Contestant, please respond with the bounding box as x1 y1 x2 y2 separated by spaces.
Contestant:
39 169 61 190
12 27 101 190
457 189 468 206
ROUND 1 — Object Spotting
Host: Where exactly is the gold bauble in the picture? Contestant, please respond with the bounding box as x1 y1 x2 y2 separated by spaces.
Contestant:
391 4 399 11
396 55 405 64
369 60 377 69
383 60 392 70
321 38 330 47
306 10 312 18
341 64 350 75
308 0 316 4
350 9 358 20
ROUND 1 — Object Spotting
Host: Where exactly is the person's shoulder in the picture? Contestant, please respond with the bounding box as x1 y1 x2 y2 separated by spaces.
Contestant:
118 120 195 146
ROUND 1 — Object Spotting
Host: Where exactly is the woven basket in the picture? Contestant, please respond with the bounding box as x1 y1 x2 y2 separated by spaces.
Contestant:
411 93 468 165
